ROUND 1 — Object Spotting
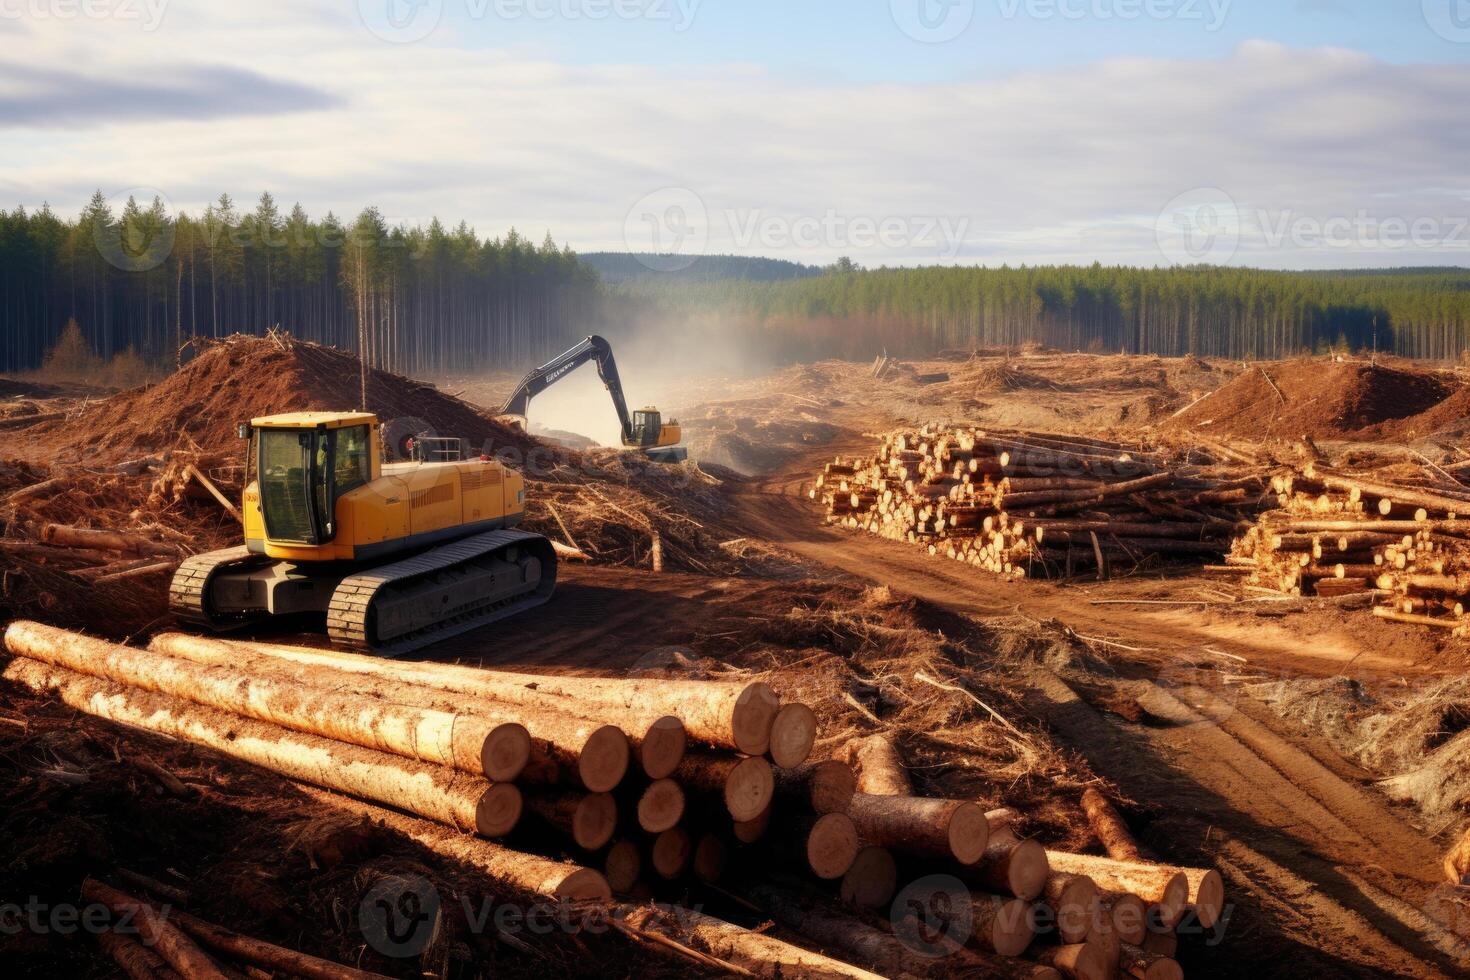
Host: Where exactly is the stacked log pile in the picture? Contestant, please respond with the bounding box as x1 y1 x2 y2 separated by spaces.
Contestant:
813 425 1264 579
2 621 1224 977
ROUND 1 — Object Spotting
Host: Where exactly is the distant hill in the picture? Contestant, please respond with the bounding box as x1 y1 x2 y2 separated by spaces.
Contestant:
580 252 824 284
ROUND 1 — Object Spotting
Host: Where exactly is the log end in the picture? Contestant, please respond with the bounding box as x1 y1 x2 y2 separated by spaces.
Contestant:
637 778 687 834
988 896 1036 958
1192 868 1225 930
1156 872 1191 929
481 723 532 783
553 867 614 903
949 801 992 866
731 682 780 757
603 840 642 894
578 725 631 794
807 759 857 815
475 784 524 838
1049 874 1100 945
1006 838 1050 901
572 792 618 852
839 845 898 909
1105 893 1148 946
652 826 693 879
639 716 687 780
768 703 817 769
806 812 860 880
725 756 776 823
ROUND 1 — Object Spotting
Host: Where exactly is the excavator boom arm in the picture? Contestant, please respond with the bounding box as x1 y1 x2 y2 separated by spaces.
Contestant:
499 335 634 444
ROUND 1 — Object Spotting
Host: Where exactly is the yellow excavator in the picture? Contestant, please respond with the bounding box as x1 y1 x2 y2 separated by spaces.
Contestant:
170 412 556 656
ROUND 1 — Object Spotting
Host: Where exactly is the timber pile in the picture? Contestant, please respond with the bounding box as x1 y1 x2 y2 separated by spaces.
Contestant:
1 621 1225 977
812 425 1265 579
1214 465 1470 629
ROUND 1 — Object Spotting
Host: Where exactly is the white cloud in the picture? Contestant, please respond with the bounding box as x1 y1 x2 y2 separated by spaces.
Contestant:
2 17 1467 269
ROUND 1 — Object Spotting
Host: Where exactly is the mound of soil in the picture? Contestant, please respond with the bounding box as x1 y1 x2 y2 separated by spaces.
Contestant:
37 336 536 464
1166 360 1454 440
1359 383 1470 442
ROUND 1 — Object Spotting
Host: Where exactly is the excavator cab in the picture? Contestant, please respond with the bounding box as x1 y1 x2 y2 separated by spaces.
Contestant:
626 408 686 462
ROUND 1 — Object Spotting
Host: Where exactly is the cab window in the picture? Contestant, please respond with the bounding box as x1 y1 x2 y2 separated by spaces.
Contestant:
334 425 371 494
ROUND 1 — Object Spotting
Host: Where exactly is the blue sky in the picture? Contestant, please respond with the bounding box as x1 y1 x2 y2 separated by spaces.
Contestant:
2 0 1469 268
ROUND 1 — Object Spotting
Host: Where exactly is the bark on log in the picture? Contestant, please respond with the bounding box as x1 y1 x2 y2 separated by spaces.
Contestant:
1079 788 1144 862
839 846 897 909
1305 469 1470 517
1042 873 1099 945
41 524 178 556
6 659 521 837
675 754 774 822
96 930 178 980
844 735 912 796
81 879 227 980
143 631 630 791
6 622 533 782
167 906 392 980
774 759 856 815
1043 853 1191 929
296 786 609 900
971 831 1050 900
847 793 990 864
617 903 886 980
156 634 779 756
1120 943 1182 980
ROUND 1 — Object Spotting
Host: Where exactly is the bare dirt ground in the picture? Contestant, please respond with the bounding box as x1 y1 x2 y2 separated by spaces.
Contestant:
5 346 1470 977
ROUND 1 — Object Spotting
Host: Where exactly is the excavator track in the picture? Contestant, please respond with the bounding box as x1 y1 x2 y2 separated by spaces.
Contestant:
326 529 557 657
169 546 276 630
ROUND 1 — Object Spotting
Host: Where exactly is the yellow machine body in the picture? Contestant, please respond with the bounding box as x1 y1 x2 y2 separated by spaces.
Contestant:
242 412 527 563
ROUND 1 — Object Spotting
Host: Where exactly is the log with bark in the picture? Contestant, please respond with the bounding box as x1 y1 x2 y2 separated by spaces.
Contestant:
844 735 913 796
847 792 990 864
1043 853 1197 929
81 879 227 980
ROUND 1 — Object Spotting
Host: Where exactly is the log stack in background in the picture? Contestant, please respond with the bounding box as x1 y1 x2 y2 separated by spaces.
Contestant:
813 426 1265 579
1 621 1225 977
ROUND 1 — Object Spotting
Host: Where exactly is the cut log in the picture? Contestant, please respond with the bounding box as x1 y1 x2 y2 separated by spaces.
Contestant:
6 622 533 782
972 831 1050 901
1043 853 1191 929
971 894 1036 957
157 634 781 756
1031 941 1110 980
525 790 618 851
770 702 818 768
1097 893 1148 945
603 840 642 894
1120 943 1182 980
617 903 886 979
651 827 694 879
81 879 227 980
848 793 990 864
844 735 912 796
1041 873 1099 945
774 759 856 815
638 715 688 780
41 524 179 556
296 786 609 900
676 754 775 822
839 846 897 909
7 659 521 837
636 778 688 834
796 813 861 880
95 930 173 980
166 905 392 980
1079 788 1143 861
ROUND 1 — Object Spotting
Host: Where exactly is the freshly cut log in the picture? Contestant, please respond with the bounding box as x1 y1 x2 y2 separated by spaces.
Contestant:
638 715 688 780
1044 853 1190 929
795 813 861 880
150 633 778 755
770 703 818 768
81 879 227 980
617 903 885 979
603 840 642 894
525 790 618 851
1042 873 1099 945
651 827 694 879
296 787 610 900
1031 941 1110 980
848 793 990 864
733 805 772 843
1120 943 1182 980
41 524 178 556
1097 893 1148 945
5 622 533 782
95 930 172 980
6 659 521 837
1080 788 1143 861
1178 865 1226 929
839 846 898 909
141 631 629 791
845 735 913 796
774 759 856 815
693 833 727 883
636 778 687 834
971 894 1036 957
676 754 774 822
971 831 1049 900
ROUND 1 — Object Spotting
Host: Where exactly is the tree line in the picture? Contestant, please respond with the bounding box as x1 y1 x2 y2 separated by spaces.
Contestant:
0 192 600 376
615 263 1470 362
